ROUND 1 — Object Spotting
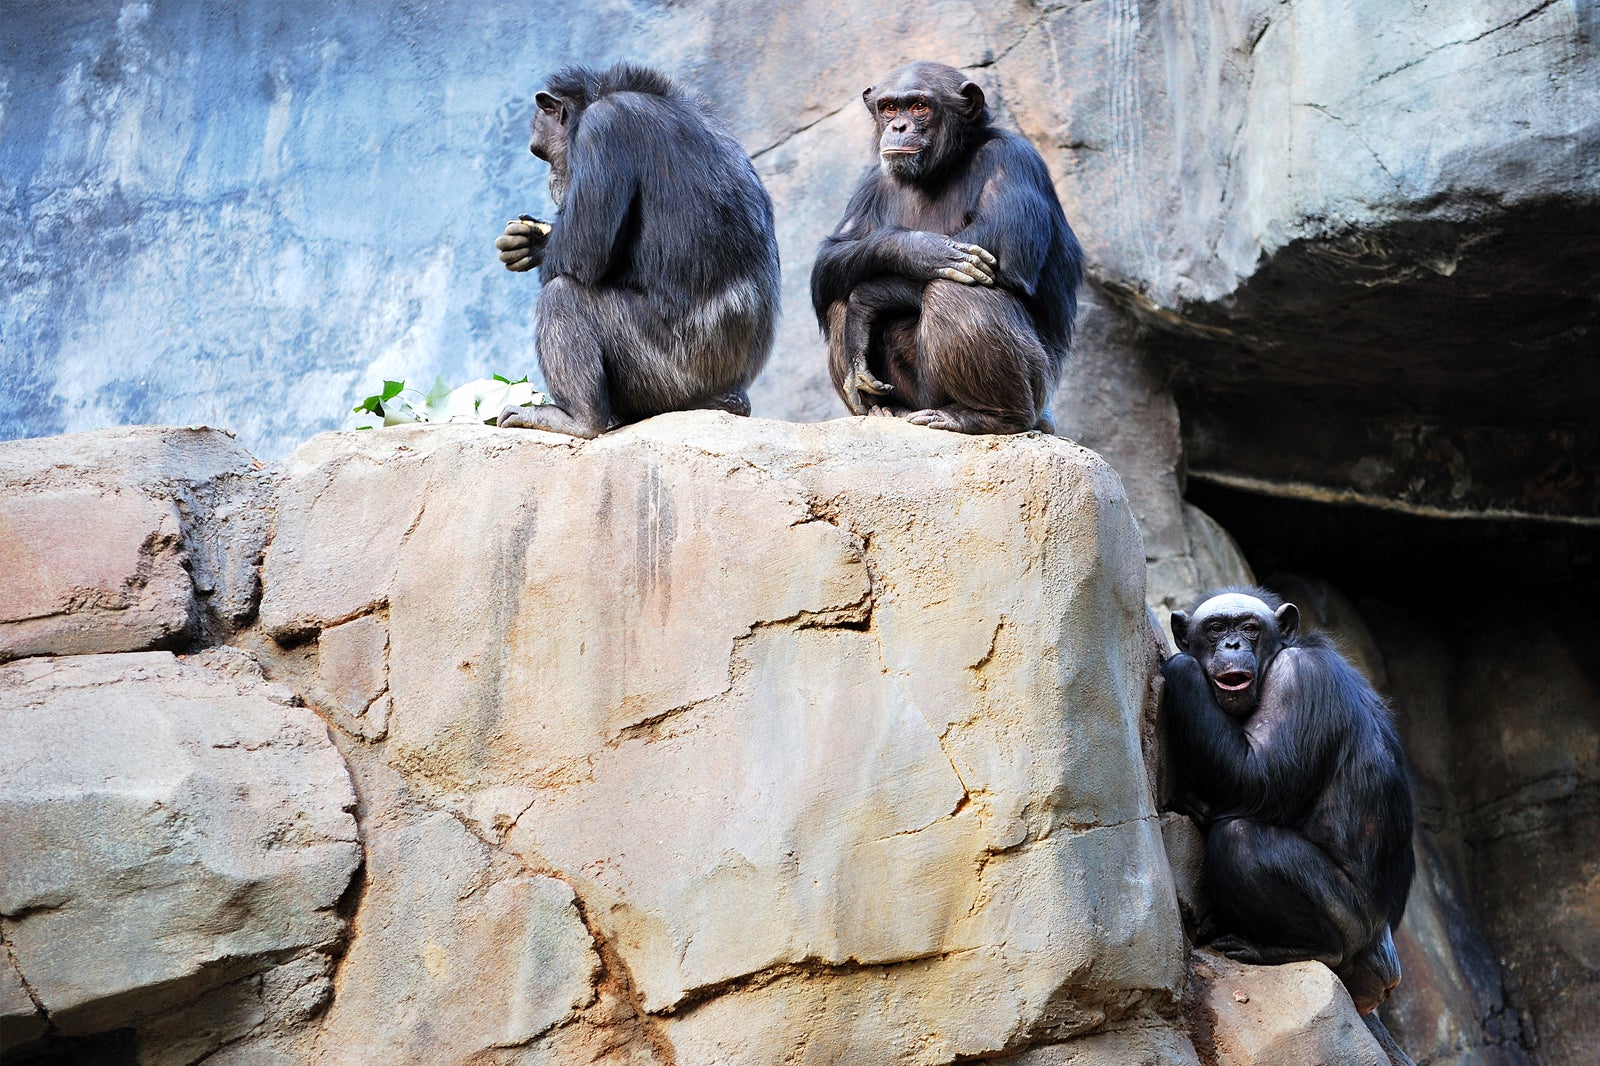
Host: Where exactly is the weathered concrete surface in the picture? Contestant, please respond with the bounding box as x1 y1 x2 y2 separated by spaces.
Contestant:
0 426 266 662
250 413 1189 1064
0 649 360 1043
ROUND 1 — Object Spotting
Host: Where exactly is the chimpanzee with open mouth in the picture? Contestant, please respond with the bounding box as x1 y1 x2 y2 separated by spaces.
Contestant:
1162 586 1415 1021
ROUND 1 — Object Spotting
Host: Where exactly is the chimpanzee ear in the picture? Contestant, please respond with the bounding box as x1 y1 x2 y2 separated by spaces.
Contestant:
535 92 567 123
957 81 986 119
1170 610 1190 653
1275 602 1300 640
861 86 876 113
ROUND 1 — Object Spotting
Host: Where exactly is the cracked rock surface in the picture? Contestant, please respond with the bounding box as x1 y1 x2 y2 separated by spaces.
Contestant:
0 648 360 1054
243 413 1188 1064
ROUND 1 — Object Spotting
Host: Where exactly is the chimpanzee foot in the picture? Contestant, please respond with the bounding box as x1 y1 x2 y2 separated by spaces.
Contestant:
696 389 752 416
1208 934 1263 963
904 408 961 431
496 404 604 439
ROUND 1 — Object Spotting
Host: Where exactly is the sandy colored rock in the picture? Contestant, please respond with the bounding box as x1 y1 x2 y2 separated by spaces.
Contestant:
1190 950 1389 1066
310 810 600 1065
257 414 1191 1064
0 427 266 660
0 650 360 1037
992 1025 1203 1065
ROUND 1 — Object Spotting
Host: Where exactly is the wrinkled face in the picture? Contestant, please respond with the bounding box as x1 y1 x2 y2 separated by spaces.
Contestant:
530 91 573 204
862 64 983 181
1172 593 1298 716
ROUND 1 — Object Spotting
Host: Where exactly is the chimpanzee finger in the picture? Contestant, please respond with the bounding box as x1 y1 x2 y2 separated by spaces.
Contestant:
957 243 997 267
854 368 894 396
937 267 980 285
505 256 536 272
960 256 997 285
496 234 532 252
949 258 992 284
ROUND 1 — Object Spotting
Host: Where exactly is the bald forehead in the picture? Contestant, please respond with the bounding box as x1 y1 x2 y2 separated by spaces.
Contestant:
882 62 963 93
1193 593 1274 621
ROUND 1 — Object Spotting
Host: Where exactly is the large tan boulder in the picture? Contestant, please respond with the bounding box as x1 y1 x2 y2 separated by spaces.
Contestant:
256 413 1189 1064
0 649 360 1046
0 427 267 662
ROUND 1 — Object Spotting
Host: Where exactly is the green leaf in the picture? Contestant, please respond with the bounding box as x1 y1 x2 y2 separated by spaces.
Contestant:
380 380 405 402
424 374 452 408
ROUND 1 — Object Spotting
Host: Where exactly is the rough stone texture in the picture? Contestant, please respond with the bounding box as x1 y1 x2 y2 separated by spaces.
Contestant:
1188 950 1389 1066
0 427 269 661
249 414 1189 1064
311 808 601 1064
0 649 360 1043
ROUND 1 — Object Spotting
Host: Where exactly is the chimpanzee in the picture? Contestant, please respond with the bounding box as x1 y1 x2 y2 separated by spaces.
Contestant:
1162 588 1415 1015
810 62 1083 434
493 63 780 437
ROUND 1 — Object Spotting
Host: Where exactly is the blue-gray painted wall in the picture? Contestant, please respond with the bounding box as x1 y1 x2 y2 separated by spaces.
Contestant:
1 0 701 457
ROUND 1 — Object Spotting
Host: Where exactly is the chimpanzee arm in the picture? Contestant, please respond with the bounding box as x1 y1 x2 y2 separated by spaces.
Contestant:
541 101 638 288
1162 653 1269 811
954 136 1060 299
812 182 996 326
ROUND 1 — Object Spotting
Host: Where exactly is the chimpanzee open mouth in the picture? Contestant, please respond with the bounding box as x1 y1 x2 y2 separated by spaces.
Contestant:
1213 671 1254 691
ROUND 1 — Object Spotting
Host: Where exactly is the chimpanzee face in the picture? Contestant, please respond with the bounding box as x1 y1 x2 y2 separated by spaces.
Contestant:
530 90 574 203
863 63 985 181
1171 593 1299 717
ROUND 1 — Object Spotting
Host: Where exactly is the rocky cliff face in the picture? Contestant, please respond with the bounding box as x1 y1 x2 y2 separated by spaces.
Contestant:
0 419 1186 1065
3 2 1595 1064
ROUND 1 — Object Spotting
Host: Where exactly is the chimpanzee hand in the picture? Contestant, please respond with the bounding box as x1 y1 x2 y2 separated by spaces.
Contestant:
496 216 552 272
904 231 996 286
842 356 894 415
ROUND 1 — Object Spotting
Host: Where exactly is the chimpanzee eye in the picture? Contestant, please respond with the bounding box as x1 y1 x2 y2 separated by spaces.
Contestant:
911 101 930 115
882 102 898 115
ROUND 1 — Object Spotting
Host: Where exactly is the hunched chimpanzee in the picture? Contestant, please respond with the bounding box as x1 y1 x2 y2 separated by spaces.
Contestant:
810 61 1083 434
493 63 780 437
1161 588 1415 1016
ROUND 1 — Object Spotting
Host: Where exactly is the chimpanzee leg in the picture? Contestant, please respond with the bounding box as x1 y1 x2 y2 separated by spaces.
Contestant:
504 276 725 436
826 277 925 415
908 282 1049 434
499 276 620 437
1205 816 1377 971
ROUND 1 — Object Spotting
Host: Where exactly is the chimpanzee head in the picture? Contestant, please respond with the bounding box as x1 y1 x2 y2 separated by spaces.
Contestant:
862 62 990 182
531 67 603 206
1171 589 1299 716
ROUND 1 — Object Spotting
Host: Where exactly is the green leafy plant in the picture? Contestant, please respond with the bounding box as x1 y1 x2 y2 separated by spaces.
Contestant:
346 374 550 430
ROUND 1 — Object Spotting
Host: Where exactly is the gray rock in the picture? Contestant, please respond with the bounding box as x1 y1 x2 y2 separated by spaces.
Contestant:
0 650 360 1037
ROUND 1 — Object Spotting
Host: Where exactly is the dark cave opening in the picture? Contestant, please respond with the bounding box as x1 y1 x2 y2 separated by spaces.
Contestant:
1184 477 1600 605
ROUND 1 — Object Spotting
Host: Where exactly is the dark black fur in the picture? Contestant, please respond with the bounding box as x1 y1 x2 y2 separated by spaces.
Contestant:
1162 586 1415 1016
496 63 780 437
810 62 1083 434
